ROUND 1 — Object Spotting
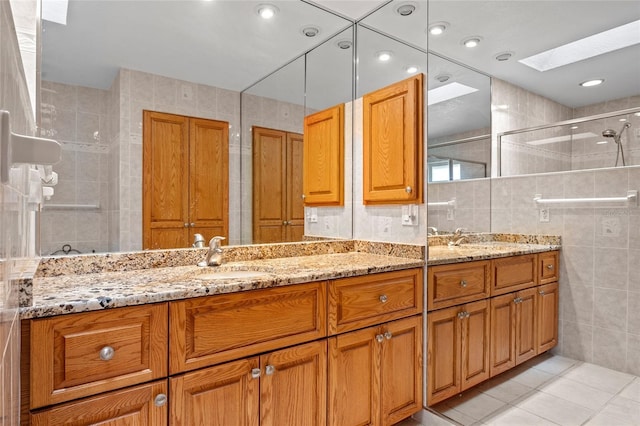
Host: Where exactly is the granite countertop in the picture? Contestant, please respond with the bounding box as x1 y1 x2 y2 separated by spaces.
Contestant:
21 252 424 319
428 242 561 266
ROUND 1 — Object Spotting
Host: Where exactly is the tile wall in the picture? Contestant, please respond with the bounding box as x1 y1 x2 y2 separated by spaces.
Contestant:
0 1 36 423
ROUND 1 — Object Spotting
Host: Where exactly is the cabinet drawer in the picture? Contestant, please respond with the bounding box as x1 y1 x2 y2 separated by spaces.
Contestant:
538 251 559 284
491 254 537 296
170 282 327 373
30 303 168 409
428 261 490 311
31 379 168 425
328 268 422 334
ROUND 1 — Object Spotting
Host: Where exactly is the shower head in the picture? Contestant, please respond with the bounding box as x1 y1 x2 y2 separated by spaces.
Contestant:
602 123 631 144
602 128 617 138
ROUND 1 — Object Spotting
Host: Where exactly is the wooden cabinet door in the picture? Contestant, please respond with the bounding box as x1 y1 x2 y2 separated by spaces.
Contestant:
427 305 460 405
461 300 490 391
363 74 423 204
286 132 305 241
328 326 380 426
515 287 538 365
303 104 344 206
490 293 516 377
260 340 326 426
537 282 559 353
380 316 422 426
143 111 190 249
31 380 168 426
170 358 259 426
189 118 229 244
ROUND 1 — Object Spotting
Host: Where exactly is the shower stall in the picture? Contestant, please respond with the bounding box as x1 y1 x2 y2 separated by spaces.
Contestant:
498 107 640 176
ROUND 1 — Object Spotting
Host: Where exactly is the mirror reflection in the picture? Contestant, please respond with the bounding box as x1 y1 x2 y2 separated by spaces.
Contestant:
38 0 352 255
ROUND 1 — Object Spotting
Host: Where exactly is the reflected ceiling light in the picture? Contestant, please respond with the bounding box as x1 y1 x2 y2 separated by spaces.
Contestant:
527 132 598 146
495 52 513 62
428 22 448 35
395 2 417 16
462 37 481 48
519 20 640 72
619 118 628 122
596 140 609 145
434 74 450 83
635 112 640 117
336 39 352 50
570 125 579 130
427 82 478 106
376 51 393 62
405 66 419 74
301 26 320 37
492 104 509 111
579 79 604 87
256 4 278 19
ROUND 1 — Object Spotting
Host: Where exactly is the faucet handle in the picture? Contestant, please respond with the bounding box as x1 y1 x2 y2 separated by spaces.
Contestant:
209 236 226 249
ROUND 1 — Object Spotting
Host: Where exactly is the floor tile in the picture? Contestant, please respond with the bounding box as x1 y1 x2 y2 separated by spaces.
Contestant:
528 354 579 375
477 376 534 403
442 391 507 422
516 390 595 426
562 362 635 394
584 396 640 426
538 376 614 410
620 377 640 403
412 410 458 426
504 365 556 389
481 406 557 426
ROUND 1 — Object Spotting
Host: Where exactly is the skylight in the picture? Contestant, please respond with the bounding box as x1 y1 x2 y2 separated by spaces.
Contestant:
42 0 69 25
427 82 478 106
519 20 640 72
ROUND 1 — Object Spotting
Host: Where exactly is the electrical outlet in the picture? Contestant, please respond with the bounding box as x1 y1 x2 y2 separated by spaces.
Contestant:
401 205 419 226
539 208 550 223
307 208 318 223
446 208 455 221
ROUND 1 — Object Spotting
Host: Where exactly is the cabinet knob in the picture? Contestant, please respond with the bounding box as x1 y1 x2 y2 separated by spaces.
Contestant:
283 220 288 225
154 393 167 407
184 223 189 228
384 331 393 340
460 280 467 287
513 297 522 304
546 264 554 270
457 312 465 319
375 334 384 343
251 368 261 379
539 290 545 295
190 223 196 227
99 346 115 361
405 186 412 194
265 365 276 375
301 194 306 199
379 294 388 303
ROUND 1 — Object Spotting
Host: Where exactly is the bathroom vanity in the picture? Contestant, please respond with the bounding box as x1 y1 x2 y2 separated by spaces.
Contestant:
19 241 424 426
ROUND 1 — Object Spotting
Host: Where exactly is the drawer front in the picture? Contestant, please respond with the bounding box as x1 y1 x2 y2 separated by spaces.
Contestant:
491 254 537 296
428 261 490 311
539 251 559 284
328 268 422 334
170 282 327 374
30 303 168 409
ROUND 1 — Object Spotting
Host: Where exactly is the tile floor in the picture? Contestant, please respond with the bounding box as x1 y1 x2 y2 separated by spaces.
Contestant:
397 353 640 426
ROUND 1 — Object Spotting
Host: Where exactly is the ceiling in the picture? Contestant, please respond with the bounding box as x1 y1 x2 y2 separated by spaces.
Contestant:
42 0 640 136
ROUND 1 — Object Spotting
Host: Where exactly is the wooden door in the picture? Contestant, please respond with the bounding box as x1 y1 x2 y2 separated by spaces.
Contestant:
328 326 380 426
286 132 305 241
189 118 229 244
143 111 190 249
380 316 422 426
460 300 490 391
490 293 516 377
303 104 344 206
363 74 423 204
537 282 559 353
31 380 168 425
427 305 461 406
170 358 259 426
515 287 538 365
260 340 326 426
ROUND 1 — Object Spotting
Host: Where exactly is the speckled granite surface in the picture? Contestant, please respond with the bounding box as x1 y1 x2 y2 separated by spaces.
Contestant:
428 233 561 247
21 252 424 319
428 242 560 265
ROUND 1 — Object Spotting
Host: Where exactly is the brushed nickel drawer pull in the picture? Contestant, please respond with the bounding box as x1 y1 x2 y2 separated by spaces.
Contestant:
154 393 167 407
379 294 388 303
539 290 545 295
405 186 413 193
375 334 384 343
457 312 465 319
265 365 276 375
460 280 468 287
99 346 115 361
384 331 393 340
547 264 554 270
251 368 261 379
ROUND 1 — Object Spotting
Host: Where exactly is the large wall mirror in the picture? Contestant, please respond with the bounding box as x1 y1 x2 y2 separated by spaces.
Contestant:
37 0 352 255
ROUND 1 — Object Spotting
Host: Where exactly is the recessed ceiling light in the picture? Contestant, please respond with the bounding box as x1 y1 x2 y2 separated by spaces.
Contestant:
634 112 640 117
619 118 628 122
428 82 478 106
406 66 419 74
256 4 278 19
434 74 450 83
580 79 604 87
336 39 352 50
376 51 393 62
462 37 481 48
495 52 513 62
596 140 608 145
395 2 417 16
301 26 320 37
492 104 509 111
428 22 448 35
519 19 640 72
570 125 579 130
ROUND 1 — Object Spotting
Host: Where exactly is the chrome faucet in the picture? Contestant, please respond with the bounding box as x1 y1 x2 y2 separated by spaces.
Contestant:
448 228 467 247
427 226 438 236
198 236 225 267
192 233 205 248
